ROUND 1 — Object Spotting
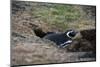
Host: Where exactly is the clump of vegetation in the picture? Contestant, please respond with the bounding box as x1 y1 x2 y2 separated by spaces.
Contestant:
32 3 94 31
31 3 84 31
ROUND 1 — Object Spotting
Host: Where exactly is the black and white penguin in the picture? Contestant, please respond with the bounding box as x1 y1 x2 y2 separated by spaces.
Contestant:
43 30 77 48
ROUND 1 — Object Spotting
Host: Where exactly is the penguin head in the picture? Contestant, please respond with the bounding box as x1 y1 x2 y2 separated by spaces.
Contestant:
64 30 77 38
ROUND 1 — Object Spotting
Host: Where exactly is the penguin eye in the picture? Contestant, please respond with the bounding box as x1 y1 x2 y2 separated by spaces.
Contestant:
69 31 75 37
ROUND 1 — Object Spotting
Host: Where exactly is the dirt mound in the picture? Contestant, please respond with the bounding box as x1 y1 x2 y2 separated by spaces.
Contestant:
67 29 96 52
11 36 95 66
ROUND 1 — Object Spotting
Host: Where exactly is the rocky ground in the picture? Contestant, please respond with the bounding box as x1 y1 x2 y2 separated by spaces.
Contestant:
11 1 96 66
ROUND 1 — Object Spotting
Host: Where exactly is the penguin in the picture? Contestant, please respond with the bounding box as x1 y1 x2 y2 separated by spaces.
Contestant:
31 23 78 48
43 30 77 48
